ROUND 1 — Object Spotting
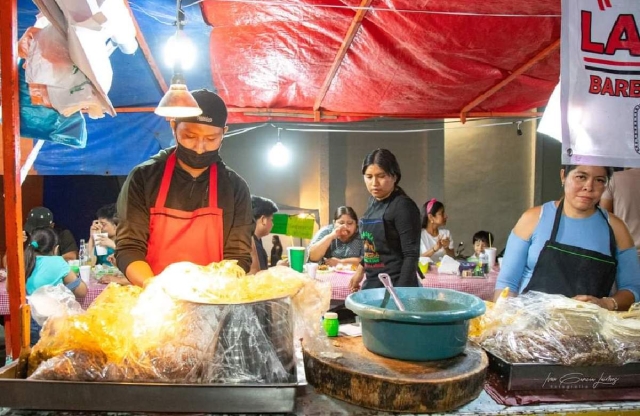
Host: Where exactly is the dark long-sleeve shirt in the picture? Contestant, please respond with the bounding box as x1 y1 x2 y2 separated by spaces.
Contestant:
362 189 422 287
384 191 421 287
115 147 254 274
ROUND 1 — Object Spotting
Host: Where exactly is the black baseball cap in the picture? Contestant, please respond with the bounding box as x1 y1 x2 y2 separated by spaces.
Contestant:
176 89 228 128
24 207 53 234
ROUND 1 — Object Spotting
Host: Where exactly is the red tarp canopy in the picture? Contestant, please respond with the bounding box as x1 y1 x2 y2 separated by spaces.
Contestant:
199 0 560 123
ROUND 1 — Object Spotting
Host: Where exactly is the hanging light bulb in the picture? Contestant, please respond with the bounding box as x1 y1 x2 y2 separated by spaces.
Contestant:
538 82 562 142
269 128 290 167
163 30 196 70
155 0 201 118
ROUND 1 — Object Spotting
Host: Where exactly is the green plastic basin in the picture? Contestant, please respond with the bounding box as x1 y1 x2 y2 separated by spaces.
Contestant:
345 288 486 361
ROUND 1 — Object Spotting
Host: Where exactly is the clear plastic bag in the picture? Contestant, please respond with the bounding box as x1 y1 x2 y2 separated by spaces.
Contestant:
20 24 107 120
29 261 331 383
28 284 83 326
475 291 616 365
601 302 640 365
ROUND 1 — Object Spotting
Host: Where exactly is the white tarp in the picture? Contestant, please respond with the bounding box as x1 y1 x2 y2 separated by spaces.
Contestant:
561 0 640 167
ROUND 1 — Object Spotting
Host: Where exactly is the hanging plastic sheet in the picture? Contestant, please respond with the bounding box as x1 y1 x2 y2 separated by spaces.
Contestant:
18 63 88 149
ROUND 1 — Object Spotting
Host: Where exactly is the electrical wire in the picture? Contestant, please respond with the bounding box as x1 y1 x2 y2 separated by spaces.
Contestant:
186 0 560 18
128 2 177 25
281 118 539 134
224 118 540 136
269 117 537 129
226 123 269 137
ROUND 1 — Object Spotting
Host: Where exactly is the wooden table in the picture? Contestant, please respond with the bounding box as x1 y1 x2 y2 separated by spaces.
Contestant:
314 268 498 301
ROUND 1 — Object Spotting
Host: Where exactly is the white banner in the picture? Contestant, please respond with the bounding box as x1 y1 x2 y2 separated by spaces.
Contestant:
561 0 640 167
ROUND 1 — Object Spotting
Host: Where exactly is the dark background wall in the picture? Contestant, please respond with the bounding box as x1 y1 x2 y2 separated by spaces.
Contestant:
42 176 124 245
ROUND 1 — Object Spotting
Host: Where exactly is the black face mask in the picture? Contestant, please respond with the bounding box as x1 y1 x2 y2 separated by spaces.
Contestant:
175 143 221 169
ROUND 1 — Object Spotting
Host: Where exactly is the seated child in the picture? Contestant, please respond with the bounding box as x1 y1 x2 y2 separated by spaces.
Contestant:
25 228 87 345
471 230 494 258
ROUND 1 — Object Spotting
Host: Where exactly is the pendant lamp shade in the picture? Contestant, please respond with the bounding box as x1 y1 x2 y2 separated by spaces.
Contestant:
154 82 202 118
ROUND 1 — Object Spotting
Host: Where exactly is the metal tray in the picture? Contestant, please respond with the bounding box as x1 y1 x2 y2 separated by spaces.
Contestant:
0 362 299 413
488 351 640 391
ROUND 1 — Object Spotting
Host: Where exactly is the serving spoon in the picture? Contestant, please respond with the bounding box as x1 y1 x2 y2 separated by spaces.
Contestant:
378 273 406 311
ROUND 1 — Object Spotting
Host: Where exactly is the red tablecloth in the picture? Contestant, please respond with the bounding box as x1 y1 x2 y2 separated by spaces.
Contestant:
314 268 498 301
0 278 108 315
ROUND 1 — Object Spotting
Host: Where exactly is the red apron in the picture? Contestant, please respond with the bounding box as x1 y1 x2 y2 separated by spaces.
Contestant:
146 152 224 275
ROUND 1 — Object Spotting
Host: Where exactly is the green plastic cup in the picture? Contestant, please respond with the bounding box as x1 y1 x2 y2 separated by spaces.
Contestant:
288 247 306 273
68 260 80 276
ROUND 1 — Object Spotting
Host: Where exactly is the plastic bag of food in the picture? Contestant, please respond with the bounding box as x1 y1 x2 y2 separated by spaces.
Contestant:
477 291 616 365
601 302 640 364
29 261 331 383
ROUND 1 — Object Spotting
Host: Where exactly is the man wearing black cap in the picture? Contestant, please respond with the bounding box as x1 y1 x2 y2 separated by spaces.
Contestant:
3 206 78 268
116 90 254 286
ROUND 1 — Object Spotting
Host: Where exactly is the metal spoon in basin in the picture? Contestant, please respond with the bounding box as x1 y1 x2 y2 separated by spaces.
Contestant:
378 273 406 311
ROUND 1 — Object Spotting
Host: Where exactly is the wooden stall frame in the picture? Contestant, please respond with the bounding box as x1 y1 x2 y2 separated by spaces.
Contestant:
1 0 27 360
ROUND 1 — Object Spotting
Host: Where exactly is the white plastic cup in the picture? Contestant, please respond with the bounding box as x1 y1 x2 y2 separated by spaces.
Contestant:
79 265 91 283
485 247 497 270
305 262 318 278
93 232 109 255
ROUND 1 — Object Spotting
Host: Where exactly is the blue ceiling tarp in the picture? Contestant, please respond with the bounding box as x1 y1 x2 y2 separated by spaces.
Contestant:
15 0 216 175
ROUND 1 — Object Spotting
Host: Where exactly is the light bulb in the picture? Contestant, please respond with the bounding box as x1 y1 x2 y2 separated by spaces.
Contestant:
538 82 562 142
269 141 290 167
164 31 196 70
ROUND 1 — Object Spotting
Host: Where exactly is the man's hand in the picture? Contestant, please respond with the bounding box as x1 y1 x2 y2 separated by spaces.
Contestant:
89 220 101 240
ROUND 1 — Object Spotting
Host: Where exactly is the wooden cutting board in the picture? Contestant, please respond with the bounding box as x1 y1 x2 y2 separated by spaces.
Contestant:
302 337 488 413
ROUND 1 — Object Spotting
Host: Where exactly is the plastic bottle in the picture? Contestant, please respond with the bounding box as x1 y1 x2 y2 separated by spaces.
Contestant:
79 239 90 266
322 312 339 337
479 251 489 275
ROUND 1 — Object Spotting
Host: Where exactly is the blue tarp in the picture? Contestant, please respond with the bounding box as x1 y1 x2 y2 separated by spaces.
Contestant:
16 0 216 175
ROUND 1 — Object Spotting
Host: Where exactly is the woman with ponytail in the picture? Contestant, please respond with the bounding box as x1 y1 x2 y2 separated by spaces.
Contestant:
25 228 87 344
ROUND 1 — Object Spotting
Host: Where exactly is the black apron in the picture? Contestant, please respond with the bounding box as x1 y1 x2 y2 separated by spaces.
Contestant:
524 199 617 298
359 194 418 290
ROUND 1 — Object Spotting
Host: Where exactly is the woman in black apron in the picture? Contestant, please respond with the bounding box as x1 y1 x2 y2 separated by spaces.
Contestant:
348 149 421 291
494 165 640 311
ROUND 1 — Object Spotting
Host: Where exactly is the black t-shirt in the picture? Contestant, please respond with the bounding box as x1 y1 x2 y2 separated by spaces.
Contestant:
253 235 269 271
54 225 78 257
116 147 255 273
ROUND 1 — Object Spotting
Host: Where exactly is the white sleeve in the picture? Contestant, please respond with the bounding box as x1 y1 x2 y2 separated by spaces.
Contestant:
419 230 428 253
